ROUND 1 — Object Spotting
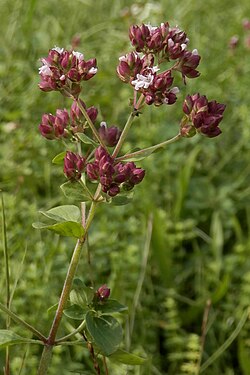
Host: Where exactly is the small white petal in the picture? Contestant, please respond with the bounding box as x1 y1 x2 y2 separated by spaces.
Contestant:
145 23 158 32
152 65 160 73
52 46 64 54
72 51 84 60
89 67 98 74
192 49 199 55
171 87 180 94
39 65 52 76
168 38 174 48
181 43 187 50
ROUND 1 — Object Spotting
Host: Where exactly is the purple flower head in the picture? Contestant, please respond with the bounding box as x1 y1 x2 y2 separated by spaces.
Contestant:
175 49 201 83
117 52 143 83
86 147 145 197
182 94 226 138
38 47 97 97
138 70 179 106
39 109 69 140
129 24 151 52
129 23 172 54
70 99 98 133
64 151 85 181
98 122 121 147
163 26 189 60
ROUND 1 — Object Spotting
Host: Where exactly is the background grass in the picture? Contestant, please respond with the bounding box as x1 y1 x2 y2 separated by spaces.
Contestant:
1 0 250 374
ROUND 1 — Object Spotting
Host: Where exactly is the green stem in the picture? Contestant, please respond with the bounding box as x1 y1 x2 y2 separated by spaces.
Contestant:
112 111 137 158
37 346 53 375
55 320 85 344
1 192 11 375
0 302 46 341
116 133 182 162
37 200 98 375
76 98 106 149
200 308 249 373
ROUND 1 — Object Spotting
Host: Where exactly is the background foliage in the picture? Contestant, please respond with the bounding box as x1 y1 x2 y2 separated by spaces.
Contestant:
0 0 250 373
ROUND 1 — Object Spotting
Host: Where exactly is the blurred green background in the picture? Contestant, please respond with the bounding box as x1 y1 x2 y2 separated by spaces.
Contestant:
0 0 250 374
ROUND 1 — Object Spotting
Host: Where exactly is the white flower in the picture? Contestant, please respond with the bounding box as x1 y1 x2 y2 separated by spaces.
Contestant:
131 72 154 90
151 66 160 73
72 51 84 61
39 63 52 76
52 46 64 54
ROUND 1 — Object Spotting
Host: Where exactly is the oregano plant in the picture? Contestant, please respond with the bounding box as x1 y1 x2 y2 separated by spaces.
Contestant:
0 21 226 374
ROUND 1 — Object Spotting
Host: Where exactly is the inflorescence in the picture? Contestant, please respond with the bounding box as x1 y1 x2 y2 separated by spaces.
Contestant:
38 22 226 200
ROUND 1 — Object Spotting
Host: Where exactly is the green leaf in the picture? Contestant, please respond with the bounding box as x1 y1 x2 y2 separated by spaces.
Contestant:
111 191 134 206
70 278 94 307
95 299 128 314
61 181 92 201
109 349 147 365
52 151 66 165
63 304 87 320
76 133 98 147
32 221 84 238
39 205 81 223
85 311 123 356
0 330 42 348
47 303 58 315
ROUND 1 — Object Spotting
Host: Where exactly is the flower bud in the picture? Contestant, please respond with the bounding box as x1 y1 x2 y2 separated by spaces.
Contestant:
98 122 121 147
96 285 110 301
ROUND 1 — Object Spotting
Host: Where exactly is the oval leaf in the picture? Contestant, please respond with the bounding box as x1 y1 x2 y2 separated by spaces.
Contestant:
111 191 134 206
109 349 147 365
95 299 128 314
61 181 92 202
85 311 123 356
63 304 87 320
70 279 94 307
40 205 81 223
32 221 84 238
52 151 67 165
76 133 98 147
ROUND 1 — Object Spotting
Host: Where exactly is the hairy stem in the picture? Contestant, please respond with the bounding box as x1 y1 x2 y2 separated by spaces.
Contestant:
37 200 98 375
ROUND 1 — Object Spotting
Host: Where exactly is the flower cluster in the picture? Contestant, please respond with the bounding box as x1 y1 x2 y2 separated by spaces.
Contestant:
39 47 97 97
181 94 226 138
117 23 201 106
64 151 85 181
39 99 98 140
86 147 145 196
